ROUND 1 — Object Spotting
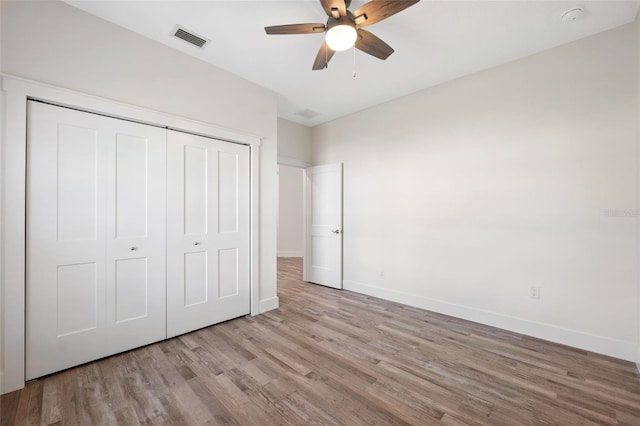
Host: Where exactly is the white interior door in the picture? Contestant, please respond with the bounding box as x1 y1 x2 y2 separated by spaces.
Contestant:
166 130 250 338
26 101 166 380
304 163 343 289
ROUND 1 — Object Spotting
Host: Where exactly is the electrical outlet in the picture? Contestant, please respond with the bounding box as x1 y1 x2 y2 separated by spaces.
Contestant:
530 286 540 299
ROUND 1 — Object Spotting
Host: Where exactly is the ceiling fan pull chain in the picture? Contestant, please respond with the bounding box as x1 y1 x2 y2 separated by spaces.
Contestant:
352 45 357 78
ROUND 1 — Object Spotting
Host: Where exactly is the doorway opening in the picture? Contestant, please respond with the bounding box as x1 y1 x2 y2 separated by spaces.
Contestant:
277 165 305 259
277 164 305 286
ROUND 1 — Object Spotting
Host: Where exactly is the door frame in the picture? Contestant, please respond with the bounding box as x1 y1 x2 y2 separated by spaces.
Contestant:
0 75 263 394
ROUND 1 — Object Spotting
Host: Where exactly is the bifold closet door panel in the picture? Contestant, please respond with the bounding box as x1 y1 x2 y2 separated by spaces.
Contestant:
26 101 167 380
166 130 250 338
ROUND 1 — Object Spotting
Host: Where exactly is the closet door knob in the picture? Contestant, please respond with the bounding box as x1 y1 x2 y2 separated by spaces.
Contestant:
194 242 202 246
130 246 138 251
331 229 341 234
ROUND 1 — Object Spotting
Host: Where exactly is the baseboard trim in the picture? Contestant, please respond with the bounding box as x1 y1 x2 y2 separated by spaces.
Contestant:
343 279 635 361
277 251 303 258
258 296 279 314
0 372 4 395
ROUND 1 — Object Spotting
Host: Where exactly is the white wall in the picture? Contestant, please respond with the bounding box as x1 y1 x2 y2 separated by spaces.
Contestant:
1 0 279 392
312 23 638 360
278 165 304 257
278 118 312 166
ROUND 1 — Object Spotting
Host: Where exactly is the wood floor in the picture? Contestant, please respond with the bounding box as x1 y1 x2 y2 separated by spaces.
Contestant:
2 257 640 425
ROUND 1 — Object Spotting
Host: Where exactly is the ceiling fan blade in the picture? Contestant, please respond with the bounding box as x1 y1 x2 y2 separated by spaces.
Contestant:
355 29 394 60
265 23 326 35
320 0 347 18
353 0 420 28
312 41 336 70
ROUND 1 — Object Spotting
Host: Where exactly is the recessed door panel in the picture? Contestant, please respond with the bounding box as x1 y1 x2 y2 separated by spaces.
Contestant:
57 263 98 336
311 236 333 270
57 124 98 242
115 258 148 323
167 130 250 338
310 171 334 227
184 145 208 236
184 251 208 306
219 151 238 233
219 248 239 298
116 134 148 238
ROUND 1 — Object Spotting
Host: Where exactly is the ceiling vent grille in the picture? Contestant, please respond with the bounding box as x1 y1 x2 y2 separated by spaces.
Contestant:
172 25 210 48
296 109 321 119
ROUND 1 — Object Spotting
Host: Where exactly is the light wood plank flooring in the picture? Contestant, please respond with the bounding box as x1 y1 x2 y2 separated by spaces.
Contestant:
2 257 640 425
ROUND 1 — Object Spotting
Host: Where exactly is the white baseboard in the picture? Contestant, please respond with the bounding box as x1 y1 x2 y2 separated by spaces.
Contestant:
277 251 303 258
343 279 635 362
258 296 279 314
0 371 10 396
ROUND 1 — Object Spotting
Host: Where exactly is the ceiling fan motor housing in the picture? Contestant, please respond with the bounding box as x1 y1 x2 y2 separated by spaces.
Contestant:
326 11 356 32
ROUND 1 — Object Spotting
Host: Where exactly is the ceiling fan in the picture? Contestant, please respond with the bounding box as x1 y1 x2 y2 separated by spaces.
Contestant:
264 0 420 70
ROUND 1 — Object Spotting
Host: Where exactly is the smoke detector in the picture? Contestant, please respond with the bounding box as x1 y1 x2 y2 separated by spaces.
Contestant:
561 8 583 22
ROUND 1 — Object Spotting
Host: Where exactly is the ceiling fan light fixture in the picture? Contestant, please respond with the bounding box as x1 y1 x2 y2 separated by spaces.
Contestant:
325 22 357 51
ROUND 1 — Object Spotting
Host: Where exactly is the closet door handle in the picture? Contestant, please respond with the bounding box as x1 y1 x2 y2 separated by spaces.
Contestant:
130 246 138 251
194 242 202 246
331 229 341 234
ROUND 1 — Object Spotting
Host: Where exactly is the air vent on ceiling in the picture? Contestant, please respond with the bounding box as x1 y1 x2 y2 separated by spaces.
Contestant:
296 109 321 119
172 25 210 48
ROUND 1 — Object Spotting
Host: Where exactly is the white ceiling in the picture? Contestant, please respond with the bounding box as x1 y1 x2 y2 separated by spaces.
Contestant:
64 0 639 127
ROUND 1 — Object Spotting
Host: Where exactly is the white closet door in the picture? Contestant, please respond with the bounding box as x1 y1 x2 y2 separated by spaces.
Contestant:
26 102 167 380
166 130 250 338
